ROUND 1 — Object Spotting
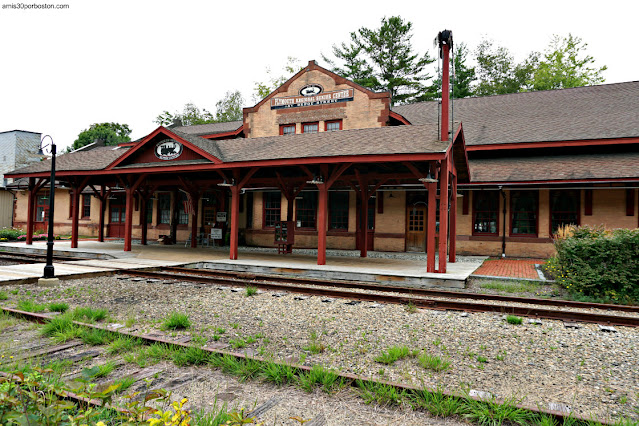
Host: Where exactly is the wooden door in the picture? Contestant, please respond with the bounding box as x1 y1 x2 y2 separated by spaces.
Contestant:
34 192 49 233
406 206 426 252
107 195 126 238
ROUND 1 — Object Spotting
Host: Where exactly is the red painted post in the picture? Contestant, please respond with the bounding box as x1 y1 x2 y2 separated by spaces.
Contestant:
140 196 147 245
26 178 35 245
98 188 105 242
317 185 328 265
229 185 240 260
124 188 134 252
426 180 437 273
438 158 449 273
360 189 368 258
71 189 80 248
190 194 199 248
441 43 450 142
449 172 457 263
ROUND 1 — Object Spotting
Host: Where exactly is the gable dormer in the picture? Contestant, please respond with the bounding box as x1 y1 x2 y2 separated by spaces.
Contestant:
243 60 391 138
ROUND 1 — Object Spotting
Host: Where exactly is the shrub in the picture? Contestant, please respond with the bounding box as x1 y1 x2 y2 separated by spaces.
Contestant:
0 227 24 241
553 225 639 303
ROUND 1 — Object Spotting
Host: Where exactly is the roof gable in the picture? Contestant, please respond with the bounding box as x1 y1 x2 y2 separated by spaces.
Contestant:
106 127 222 170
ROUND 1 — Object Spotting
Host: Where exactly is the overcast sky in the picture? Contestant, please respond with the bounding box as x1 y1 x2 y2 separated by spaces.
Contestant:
1 0 637 151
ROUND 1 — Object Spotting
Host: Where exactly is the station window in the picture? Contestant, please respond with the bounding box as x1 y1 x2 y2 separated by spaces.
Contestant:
280 124 295 135
36 192 49 222
146 198 153 224
82 194 91 218
510 191 538 236
158 193 171 224
325 120 342 132
550 190 579 235
302 122 319 133
472 191 499 235
296 192 317 229
263 192 281 228
178 192 189 225
329 192 349 230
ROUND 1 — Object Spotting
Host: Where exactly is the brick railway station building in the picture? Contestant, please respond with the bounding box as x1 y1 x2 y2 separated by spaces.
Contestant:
7 43 639 271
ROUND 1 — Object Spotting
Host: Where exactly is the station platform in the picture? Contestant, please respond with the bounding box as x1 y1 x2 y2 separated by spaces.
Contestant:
0 241 485 288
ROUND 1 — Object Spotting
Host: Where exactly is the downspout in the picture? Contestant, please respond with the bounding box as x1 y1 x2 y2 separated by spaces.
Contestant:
500 185 506 258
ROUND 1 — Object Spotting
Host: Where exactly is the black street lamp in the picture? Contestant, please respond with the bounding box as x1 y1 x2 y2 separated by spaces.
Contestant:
40 135 56 280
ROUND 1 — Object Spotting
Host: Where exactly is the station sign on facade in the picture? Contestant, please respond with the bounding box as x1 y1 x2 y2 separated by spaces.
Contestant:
270 87 354 110
155 139 183 161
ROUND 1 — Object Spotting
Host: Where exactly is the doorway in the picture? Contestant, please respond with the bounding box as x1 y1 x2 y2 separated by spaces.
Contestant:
355 196 375 251
34 192 49 233
107 194 126 238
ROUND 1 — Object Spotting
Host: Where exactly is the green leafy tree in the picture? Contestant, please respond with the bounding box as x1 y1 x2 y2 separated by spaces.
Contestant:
529 34 607 91
474 38 537 96
154 91 246 126
431 42 477 99
214 90 244 122
253 57 303 102
324 16 435 104
71 122 131 151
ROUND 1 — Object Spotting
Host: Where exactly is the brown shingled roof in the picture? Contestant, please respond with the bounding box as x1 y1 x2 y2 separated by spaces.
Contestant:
172 121 242 136
392 81 639 145
215 124 454 163
470 152 639 183
7 146 130 175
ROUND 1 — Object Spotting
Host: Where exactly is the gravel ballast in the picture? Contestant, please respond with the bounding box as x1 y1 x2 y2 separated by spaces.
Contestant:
1 274 637 422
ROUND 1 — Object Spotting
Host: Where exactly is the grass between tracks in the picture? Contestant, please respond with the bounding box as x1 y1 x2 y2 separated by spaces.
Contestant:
2 306 636 426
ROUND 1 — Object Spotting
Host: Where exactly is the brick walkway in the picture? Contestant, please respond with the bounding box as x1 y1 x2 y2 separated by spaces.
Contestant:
473 258 546 279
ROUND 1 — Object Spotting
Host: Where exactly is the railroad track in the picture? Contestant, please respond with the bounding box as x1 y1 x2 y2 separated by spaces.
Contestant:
121 267 639 328
0 251 92 264
0 306 611 425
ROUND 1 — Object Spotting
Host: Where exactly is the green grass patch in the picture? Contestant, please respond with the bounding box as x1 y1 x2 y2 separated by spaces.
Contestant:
72 307 108 322
0 291 8 300
245 285 258 297
418 353 451 372
480 280 539 293
113 376 136 394
107 336 141 355
80 327 113 346
261 360 298 386
374 345 416 365
297 364 343 394
41 313 75 336
357 379 407 406
17 299 47 313
162 311 191 330
48 302 69 313
506 315 523 325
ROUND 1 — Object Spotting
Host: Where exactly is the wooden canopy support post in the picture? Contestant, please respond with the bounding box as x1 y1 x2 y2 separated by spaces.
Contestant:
136 185 157 246
70 177 89 248
354 167 386 259
190 192 200 248
230 167 259 260
427 180 437 273
316 163 350 265
449 169 457 263
438 157 449 273
124 175 146 252
88 185 111 243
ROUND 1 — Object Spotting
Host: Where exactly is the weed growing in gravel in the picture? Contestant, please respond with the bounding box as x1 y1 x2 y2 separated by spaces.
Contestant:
16 299 47 313
47 302 69 313
418 353 451 372
172 346 210 367
81 327 113 346
480 280 538 294
45 359 74 376
374 346 416 365
125 315 136 328
261 360 298 386
52 325 82 343
298 364 343 394
214 327 226 334
230 322 241 330
476 355 488 364
506 315 523 325
245 285 258 297
462 394 534 425
192 334 207 346
408 387 464 417
91 360 117 378
107 336 141 354
10 290 19 295
0 311 17 331
113 376 136 394
41 313 74 336
0 291 8 300
303 330 326 354
405 301 417 314
357 379 408 406
229 337 247 349
162 312 191 330
72 307 108 322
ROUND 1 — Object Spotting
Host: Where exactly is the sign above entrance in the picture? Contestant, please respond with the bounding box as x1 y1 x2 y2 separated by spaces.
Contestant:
155 139 183 160
271 88 354 110
299 84 323 97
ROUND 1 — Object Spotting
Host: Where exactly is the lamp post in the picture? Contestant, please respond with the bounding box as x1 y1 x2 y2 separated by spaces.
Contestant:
39 135 58 283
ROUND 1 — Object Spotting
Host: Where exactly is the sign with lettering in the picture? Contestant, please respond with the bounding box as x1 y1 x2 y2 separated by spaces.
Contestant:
155 139 183 160
210 228 223 240
270 88 354 110
216 212 227 222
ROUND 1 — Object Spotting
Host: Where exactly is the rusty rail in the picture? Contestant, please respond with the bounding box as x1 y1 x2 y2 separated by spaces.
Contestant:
123 269 639 328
